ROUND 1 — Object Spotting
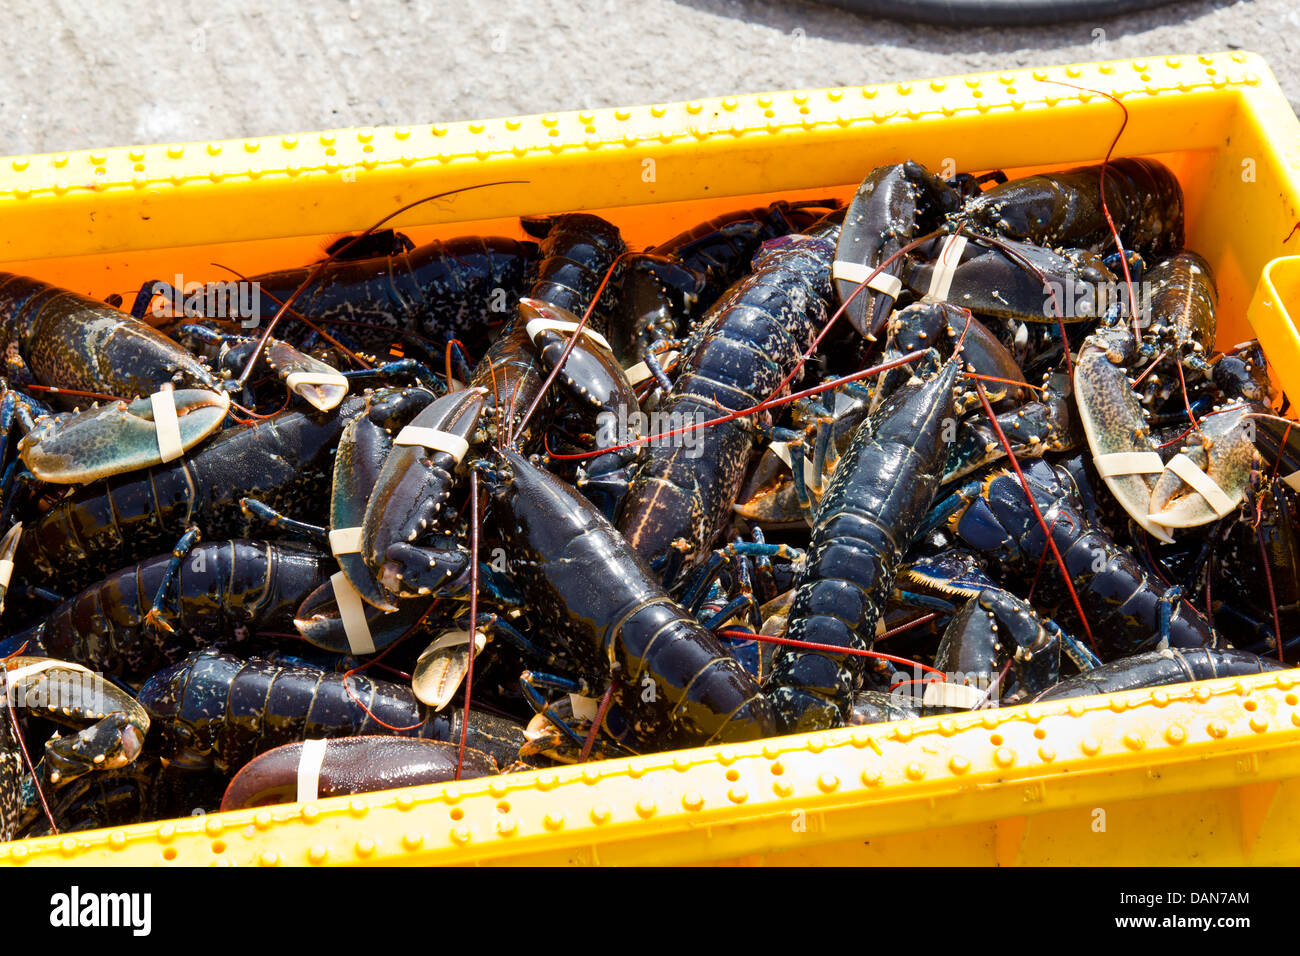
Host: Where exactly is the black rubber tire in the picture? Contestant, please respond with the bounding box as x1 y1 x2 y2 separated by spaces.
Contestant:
814 0 1184 26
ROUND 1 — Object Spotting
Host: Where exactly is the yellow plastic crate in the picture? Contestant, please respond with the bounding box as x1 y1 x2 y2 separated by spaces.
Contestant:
2 50 1299 866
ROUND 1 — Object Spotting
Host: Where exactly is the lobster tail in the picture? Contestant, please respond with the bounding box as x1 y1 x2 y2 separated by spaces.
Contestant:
768 355 960 732
496 449 774 751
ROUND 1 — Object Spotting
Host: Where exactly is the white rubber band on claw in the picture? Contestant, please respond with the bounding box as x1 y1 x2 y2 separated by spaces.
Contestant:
394 426 470 463
330 571 375 655
285 370 348 390
1283 469 1300 493
524 318 613 354
769 441 795 470
803 454 822 493
296 738 327 804
569 693 600 721
832 261 904 299
1162 453 1236 518
923 235 968 303
923 680 988 710
150 385 184 463
428 628 486 655
328 526 363 556
624 361 653 386
1094 451 1165 478
0 558 13 590
624 351 678 387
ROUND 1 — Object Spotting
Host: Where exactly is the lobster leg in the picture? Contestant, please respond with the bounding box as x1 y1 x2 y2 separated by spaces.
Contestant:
239 498 330 546
142 526 202 634
342 359 444 394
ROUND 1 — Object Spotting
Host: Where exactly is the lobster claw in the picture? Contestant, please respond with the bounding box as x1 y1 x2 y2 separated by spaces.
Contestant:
1147 402 1257 530
293 577 440 655
19 387 230 483
330 388 437 612
411 627 488 710
1073 324 1174 543
266 340 348 412
362 387 484 600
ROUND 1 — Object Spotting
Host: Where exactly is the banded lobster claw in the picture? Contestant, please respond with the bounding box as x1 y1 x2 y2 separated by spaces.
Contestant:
267 340 348 412
411 626 489 710
293 580 440 656
18 386 230 483
1146 402 1259 530
361 386 484 600
1073 319 1174 543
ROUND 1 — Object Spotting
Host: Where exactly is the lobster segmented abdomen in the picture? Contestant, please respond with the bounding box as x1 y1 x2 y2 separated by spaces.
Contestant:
768 358 960 731
247 236 538 359
496 449 775 750
524 214 627 326
1034 648 1284 701
618 237 833 572
139 651 523 773
21 541 332 681
957 461 1213 657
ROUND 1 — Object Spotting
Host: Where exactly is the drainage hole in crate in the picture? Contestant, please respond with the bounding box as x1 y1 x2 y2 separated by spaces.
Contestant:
496 801 511 814
725 769 740 782
1243 699 1257 711
163 847 177 861
1033 728 1046 740
990 733 1003 746
449 807 464 821
210 840 226 854
1287 694 1298 706
770 762 784 776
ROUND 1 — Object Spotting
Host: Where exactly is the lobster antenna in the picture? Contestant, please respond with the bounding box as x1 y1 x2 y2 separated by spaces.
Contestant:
717 629 947 679
236 180 528 389
1025 512 1070 605
972 658 1014 710
23 385 126 403
974 380 1098 651
876 612 938 641
1256 521 1285 663
579 679 617 762
456 471 482 779
210 262 373 372
1035 78 1140 346
544 349 928 463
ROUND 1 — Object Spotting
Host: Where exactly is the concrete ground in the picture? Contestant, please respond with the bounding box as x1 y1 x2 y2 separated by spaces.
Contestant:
0 0 1294 156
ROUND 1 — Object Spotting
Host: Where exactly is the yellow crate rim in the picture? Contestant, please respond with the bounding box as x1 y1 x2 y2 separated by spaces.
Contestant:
3 669 1298 866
